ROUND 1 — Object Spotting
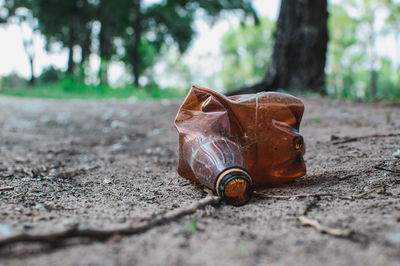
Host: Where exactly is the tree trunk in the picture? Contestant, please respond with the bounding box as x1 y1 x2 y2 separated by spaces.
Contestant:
28 55 35 86
227 0 328 95
395 31 400 83
366 5 377 98
98 2 114 85
79 31 91 82
98 59 109 85
18 16 36 87
67 23 77 74
81 28 91 64
23 39 35 86
132 0 142 87
370 70 377 98
67 44 75 74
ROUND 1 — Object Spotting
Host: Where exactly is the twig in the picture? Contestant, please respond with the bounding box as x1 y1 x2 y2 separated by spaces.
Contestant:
374 165 400 174
338 174 357 180
0 186 14 191
332 133 400 145
298 215 352 238
350 191 372 199
0 195 221 249
255 191 379 201
55 165 100 178
301 197 320 216
254 193 334 200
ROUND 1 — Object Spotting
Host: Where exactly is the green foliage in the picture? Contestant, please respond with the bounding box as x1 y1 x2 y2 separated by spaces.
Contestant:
238 243 248 254
327 0 400 99
220 17 274 89
327 4 359 96
376 57 400 99
1 0 250 88
37 66 65 83
188 218 197 233
0 73 28 90
33 0 93 48
0 76 187 100
120 0 258 85
3 0 258 87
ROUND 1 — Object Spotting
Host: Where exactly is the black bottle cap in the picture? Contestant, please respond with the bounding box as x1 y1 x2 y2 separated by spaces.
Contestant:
218 170 253 206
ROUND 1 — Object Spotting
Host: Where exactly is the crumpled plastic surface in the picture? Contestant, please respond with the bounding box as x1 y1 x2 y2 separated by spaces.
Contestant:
175 86 306 189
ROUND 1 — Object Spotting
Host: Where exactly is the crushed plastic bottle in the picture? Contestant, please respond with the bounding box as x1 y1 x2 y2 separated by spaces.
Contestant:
174 86 306 205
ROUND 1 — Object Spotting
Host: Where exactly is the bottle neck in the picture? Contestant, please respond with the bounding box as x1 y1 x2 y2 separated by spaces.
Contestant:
188 138 247 189
216 168 253 206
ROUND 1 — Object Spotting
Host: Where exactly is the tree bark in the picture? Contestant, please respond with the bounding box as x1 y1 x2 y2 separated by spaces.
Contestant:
22 38 35 86
18 16 36 86
81 28 91 64
27 55 35 86
67 43 75 74
366 5 377 97
395 31 400 83
67 20 78 74
227 0 329 95
132 0 142 87
98 1 114 85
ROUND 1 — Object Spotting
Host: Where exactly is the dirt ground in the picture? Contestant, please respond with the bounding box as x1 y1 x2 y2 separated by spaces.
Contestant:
0 94 399 266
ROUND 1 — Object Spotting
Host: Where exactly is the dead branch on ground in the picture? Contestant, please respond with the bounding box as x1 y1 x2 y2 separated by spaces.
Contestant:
332 133 400 145
338 173 358 180
298 215 352 238
55 165 100 178
0 196 221 249
254 193 334 200
255 187 390 201
374 163 400 174
0 186 14 191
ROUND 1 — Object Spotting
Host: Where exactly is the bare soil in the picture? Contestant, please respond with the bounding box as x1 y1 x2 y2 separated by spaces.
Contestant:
0 95 399 266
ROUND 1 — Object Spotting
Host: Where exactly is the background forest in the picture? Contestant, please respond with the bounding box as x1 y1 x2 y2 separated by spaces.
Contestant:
0 0 399 99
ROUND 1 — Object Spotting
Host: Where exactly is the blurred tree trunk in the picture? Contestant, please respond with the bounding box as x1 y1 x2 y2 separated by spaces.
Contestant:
366 2 377 97
81 29 91 64
22 33 35 86
98 0 114 85
227 0 328 95
16 14 36 86
99 24 112 85
396 32 400 83
67 23 77 74
78 33 89 81
132 0 142 87
67 42 75 74
67 15 82 74
27 55 35 86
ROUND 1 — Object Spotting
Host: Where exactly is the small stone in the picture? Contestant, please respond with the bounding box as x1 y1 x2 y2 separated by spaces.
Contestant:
111 234 123 243
388 231 400 245
148 129 164 136
0 223 13 237
295 239 304 246
23 224 34 231
110 120 126 129
111 143 123 152
143 167 151 173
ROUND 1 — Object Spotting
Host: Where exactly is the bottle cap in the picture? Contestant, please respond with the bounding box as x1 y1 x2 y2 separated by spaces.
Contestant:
216 168 253 206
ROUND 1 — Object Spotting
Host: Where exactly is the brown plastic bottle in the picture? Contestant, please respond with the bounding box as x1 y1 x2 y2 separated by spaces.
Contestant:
174 86 306 205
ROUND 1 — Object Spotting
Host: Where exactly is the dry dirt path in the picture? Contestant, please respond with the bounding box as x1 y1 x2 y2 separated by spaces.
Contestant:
0 95 399 266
